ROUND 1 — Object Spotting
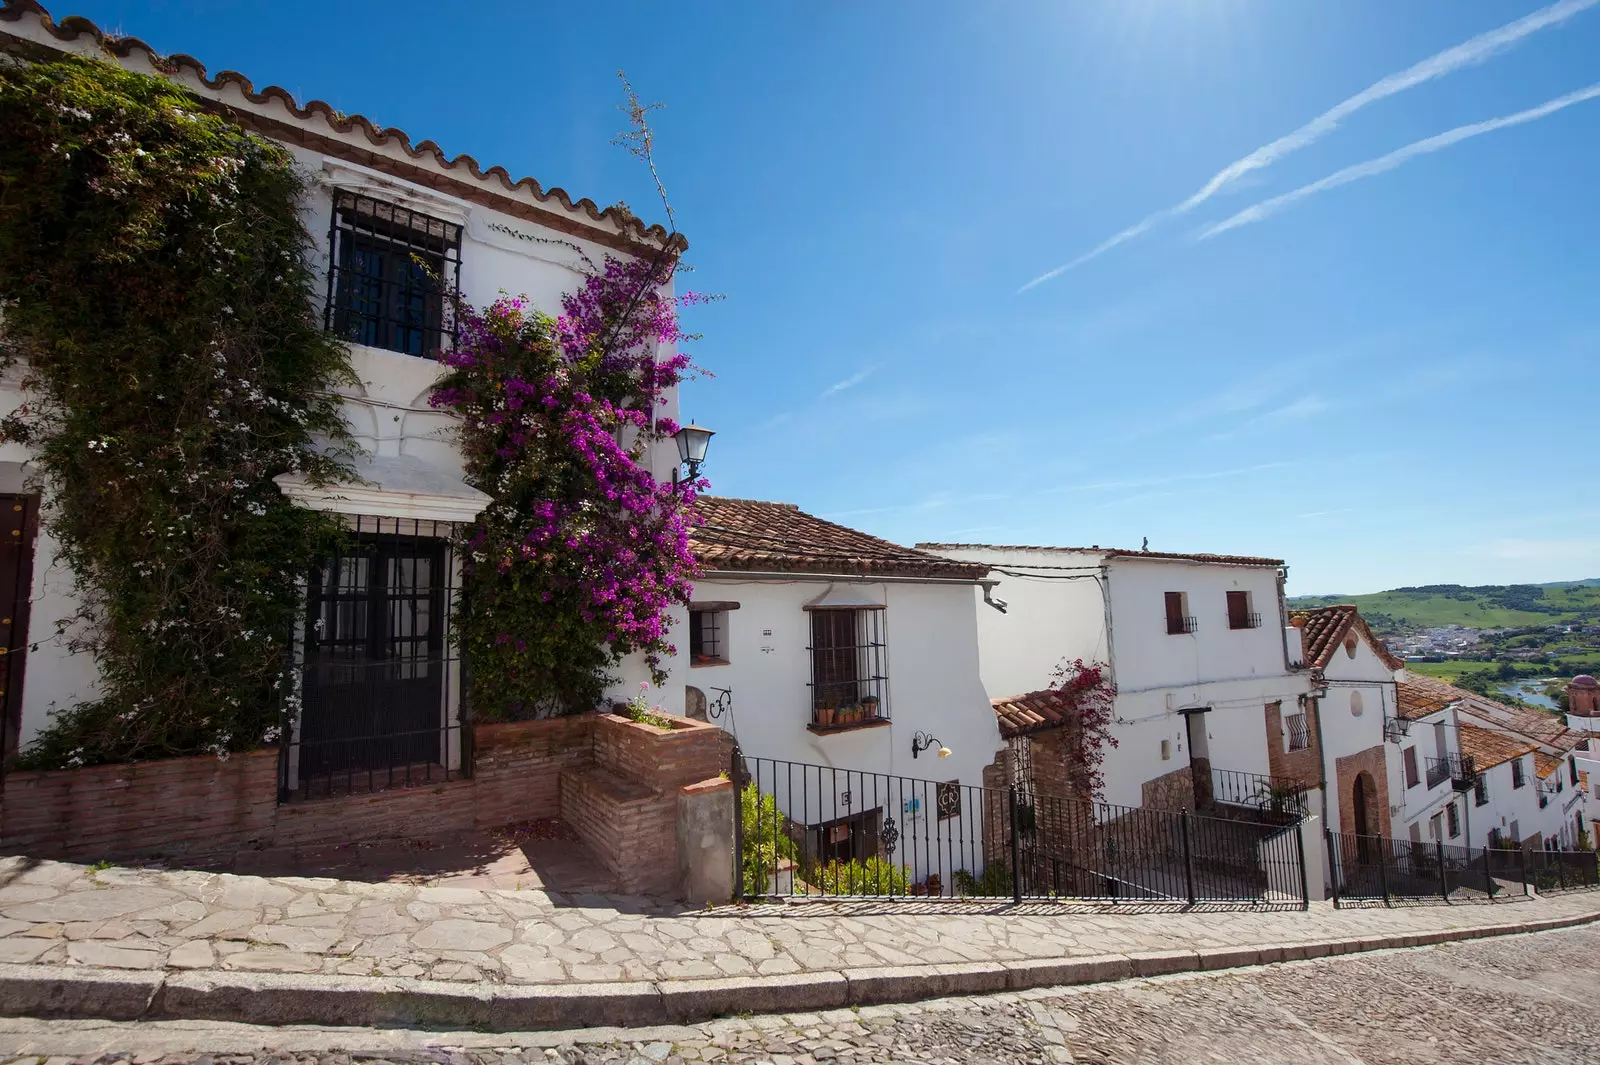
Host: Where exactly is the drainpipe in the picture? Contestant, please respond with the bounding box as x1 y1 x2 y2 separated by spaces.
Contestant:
1307 676 1332 834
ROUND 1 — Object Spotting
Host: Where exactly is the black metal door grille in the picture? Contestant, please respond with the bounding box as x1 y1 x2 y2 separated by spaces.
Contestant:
283 516 466 799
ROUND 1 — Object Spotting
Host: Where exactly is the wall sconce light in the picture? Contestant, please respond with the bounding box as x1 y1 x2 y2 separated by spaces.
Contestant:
672 422 715 483
912 730 950 759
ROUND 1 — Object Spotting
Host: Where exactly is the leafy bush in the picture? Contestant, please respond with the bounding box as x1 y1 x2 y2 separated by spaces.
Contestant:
952 862 1013 897
739 784 796 897
816 857 910 896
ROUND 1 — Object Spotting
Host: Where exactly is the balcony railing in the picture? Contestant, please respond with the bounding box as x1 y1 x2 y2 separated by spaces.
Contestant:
1166 615 1197 635
1209 767 1308 823
1227 612 1263 630
1426 753 1477 792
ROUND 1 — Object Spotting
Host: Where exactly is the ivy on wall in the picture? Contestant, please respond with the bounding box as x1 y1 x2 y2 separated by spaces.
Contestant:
0 56 354 767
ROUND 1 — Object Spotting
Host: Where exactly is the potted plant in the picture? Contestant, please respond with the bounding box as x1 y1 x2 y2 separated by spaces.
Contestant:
817 705 836 727
861 694 880 719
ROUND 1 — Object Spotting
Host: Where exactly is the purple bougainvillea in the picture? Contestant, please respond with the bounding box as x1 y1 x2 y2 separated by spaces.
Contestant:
432 255 707 717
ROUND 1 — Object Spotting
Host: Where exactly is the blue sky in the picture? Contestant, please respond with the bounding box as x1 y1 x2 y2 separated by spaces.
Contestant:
72 0 1600 594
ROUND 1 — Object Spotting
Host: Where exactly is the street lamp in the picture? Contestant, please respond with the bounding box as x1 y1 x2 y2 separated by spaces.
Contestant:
673 422 715 483
912 731 951 759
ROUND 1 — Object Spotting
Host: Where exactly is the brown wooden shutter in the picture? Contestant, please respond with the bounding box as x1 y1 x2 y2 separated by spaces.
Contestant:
1403 747 1419 788
1164 592 1184 634
1226 591 1249 629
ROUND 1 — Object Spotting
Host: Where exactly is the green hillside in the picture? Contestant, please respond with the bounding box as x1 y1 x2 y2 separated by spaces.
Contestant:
1288 583 1600 633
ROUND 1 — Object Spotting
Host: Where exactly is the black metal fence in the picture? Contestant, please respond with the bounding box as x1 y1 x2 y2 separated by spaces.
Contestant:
1328 830 1600 905
733 751 1308 906
1209 767 1308 825
278 516 468 800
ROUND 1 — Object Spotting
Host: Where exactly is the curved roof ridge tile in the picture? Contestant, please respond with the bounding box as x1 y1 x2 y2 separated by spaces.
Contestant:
0 0 680 251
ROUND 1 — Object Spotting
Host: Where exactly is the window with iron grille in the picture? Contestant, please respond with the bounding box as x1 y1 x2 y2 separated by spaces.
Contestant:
1474 775 1489 807
689 609 728 665
807 607 888 728
1226 590 1260 630
1446 801 1460 838
1512 757 1526 788
326 192 462 357
1164 591 1195 635
1285 712 1310 751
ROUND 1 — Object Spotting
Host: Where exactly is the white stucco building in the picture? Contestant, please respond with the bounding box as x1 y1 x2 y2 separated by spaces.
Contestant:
919 543 1313 812
0 5 694 781
682 498 1002 886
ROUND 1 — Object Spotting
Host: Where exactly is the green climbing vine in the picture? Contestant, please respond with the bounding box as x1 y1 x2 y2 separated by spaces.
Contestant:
0 55 354 767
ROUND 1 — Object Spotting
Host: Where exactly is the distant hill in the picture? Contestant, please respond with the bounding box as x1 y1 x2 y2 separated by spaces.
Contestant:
1287 583 1600 633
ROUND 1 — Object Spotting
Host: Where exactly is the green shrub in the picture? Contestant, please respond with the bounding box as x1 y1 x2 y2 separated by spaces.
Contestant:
951 862 1013 897
739 784 796 897
816 857 910 896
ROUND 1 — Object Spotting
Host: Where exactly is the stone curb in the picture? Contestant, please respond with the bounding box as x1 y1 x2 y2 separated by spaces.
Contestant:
0 907 1595 1031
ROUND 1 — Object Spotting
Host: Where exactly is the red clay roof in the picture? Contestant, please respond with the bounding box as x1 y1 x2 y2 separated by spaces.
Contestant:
918 543 1284 567
1290 605 1406 671
1396 674 1461 721
1534 752 1563 780
991 690 1077 740
1457 724 1536 773
690 498 990 581
0 1 676 255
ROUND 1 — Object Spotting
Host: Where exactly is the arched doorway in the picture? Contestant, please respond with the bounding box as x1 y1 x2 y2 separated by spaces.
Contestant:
1353 771 1376 837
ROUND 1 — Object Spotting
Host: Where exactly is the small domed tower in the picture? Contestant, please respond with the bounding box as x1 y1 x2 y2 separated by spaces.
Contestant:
1568 675 1600 722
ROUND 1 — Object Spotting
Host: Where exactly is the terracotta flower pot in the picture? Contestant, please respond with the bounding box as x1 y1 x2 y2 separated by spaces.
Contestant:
818 706 836 726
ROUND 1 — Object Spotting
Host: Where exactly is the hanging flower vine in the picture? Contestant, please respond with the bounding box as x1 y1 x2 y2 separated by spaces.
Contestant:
430 255 709 718
0 56 354 767
1047 658 1119 798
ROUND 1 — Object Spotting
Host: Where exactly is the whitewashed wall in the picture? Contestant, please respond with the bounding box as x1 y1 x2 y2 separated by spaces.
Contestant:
1388 710 1462 841
1315 632 1399 835
684 575 999 883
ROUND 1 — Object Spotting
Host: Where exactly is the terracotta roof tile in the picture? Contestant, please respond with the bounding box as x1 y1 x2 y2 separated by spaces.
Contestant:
1290 605 1406 671
1457 724 1536 773
0 1 677 255
690 498 990 581
1534 752 1563 780
918 543 1284 567
1397 675 1461 721
992 690 1076 740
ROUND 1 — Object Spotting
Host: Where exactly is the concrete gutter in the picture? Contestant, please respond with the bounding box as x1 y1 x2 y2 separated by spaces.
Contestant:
2 909 1597 1031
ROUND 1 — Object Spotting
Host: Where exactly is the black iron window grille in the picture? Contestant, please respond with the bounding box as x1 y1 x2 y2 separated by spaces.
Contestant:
1425 756 1452 790
1446 801 1460 839
1512 757 1527 788
1285 712 1310 751
1226 612 1262 630
1474 775 1489 807
279 515 467 800
1167 615 1197 635
807 607 888 730
326 191 462 357
689 608 727 665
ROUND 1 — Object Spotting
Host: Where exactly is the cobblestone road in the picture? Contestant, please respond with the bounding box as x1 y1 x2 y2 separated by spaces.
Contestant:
2 924 1596 1064
4 856 1598 987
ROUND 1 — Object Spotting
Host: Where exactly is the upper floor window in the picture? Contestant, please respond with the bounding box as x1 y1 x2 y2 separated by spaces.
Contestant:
1512 757 1527 789
1226 590 1260 630
1403 746 1419 789
327 192 462 357
808 607 888 731
1446 801 1460 839
688 607 729 666
1474 775 1489 807
1165 591 1195 635
1285 711 1309 751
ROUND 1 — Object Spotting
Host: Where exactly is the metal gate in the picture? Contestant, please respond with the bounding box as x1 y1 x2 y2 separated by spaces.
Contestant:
733 749 1308 906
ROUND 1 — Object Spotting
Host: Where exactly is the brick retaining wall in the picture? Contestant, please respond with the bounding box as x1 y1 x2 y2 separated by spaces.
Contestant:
1 713 731 897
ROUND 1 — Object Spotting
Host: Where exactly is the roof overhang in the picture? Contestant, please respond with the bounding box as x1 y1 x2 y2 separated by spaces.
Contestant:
274 452 490 524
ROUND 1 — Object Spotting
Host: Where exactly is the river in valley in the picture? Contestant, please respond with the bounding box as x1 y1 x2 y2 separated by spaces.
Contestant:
1496 677 1561 711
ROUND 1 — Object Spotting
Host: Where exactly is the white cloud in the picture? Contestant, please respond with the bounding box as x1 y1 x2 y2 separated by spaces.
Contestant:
1200 82 1600 239
819 365 878 399
1018 0 1598 289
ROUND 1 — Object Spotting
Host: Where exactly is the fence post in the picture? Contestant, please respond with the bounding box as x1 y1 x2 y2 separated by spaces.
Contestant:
1437 839 1449 902
1518 845 1527 897
730 743 744 902
1326 830 1341 908
1008 786 1022 904
1483 847 1494 901
1180 811 1196 907
1557 849 1567 892
1377 838 1391 906
1294 819 1309 909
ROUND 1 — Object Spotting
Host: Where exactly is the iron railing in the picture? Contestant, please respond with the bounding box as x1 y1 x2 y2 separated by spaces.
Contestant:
732 750 1308 906
1227 612 1263 630
1166 615 1198 635
279 516 468 800
1328 831 1600 905
1209 768 1308 824
1424 756 1452 790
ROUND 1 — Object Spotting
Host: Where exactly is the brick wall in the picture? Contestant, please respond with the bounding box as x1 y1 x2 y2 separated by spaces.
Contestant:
0 748 279 862
1266 698 1323 789
1 713 732 899
1334 744 1391 839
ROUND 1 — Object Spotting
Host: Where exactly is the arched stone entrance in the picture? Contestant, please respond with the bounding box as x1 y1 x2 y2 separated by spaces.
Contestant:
1354 771 1376 837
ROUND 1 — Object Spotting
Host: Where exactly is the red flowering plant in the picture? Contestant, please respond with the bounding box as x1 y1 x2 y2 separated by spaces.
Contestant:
1047 659 1119 799
430 255 709 718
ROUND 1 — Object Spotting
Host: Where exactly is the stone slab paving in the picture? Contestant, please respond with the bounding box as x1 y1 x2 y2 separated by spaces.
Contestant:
1 924 1598 1063
2 856 1599 990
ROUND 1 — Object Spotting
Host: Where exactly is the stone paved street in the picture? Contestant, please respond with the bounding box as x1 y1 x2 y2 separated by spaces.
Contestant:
1 924 1596 1063
3 856 1598 987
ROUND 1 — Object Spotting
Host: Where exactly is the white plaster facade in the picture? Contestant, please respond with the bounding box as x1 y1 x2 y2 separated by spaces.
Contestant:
1387 704 1468 845
922 545 1312 810
1308 626 1400 836
0 10 691 760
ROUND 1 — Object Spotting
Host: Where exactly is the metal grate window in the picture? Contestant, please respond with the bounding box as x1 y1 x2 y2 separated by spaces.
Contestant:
807 608 888 729
280 515 466 800
1446 801 1460 839
689 609 727 665
326 191 462 357
1285 712 1310 751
